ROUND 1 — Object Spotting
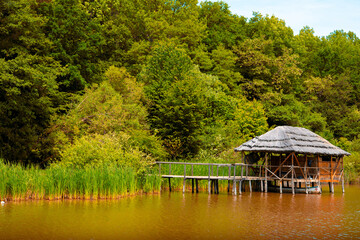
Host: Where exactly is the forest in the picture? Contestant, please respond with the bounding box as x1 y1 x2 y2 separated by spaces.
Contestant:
1 0 360 183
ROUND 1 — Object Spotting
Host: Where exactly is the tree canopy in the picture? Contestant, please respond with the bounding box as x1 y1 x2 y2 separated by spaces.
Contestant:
1 0 360 166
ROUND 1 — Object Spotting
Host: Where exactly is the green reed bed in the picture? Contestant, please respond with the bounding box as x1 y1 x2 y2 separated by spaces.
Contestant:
0 161 161 201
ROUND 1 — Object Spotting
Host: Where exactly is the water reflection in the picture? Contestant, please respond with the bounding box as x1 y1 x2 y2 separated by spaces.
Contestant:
0 186 359 239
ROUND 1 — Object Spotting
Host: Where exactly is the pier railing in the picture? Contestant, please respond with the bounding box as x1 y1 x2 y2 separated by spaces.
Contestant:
155 161 344 194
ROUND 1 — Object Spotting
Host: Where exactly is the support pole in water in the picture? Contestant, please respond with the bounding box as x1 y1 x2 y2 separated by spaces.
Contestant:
233 164 236 195
183 164 186 193
192 179 194 193
291 153 295 195
168 178 172 192
228 166 231 193
341 156 345 193
280 180 282 194
196 179 199 193
239 180 242 194
265 153 268 193
208 164 211 194
249 180 252 193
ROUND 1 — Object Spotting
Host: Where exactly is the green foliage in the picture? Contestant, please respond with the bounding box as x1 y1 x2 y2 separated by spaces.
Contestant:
0 0 65 164
50 66 166 162
38 0 105 92
1 0 360 183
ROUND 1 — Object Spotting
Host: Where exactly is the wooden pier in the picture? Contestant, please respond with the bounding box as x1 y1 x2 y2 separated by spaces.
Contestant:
155 160 341 195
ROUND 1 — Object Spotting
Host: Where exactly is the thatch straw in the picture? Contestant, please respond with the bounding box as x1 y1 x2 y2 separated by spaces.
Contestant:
234 126 350 156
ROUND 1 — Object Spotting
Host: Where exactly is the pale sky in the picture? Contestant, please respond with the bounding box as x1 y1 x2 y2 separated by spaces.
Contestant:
222 0 360 37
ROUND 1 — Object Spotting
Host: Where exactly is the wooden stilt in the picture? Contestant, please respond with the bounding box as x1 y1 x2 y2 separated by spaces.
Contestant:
228 166 231 192
211 180 214 194
249 180 252 192
265 153 268 193
183 178 186 193
208 164 211 194
216 180 219 194
260 180 264 192
208 180 211 194
317 155 322 193
330 156 334 193
341 157 345 193
192 179 194 193
280 180 282 194
168 178 172 192
239 180 242 194
196 179 199 193
291 153 295 195
233 165 236 195
341 170 345 193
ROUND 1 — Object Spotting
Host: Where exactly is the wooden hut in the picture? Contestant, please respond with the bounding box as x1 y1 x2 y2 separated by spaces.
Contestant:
234 126 350 194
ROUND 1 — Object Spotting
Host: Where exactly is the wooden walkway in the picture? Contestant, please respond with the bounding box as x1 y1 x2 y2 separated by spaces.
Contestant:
156 161 342 194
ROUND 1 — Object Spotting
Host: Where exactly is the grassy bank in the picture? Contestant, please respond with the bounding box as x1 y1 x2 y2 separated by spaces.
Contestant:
0 161 161 201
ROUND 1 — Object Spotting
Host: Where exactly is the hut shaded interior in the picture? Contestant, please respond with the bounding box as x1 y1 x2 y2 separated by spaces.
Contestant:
234 126 350 193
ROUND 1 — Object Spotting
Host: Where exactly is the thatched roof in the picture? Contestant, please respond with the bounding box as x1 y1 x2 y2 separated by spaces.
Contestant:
234 126 350 156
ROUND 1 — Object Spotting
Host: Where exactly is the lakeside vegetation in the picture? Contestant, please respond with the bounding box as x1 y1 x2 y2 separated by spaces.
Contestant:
0 160 161 201
1 0 360 198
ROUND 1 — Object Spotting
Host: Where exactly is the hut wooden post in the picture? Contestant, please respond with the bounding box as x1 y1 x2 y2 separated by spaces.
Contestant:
249 180 252 192
169 163 171 175
159 163 161 175
279 180 282 194
260 166 264 192
341 157 345 193
208 164 211 194
183 164 186 193
291 153 295 195
329 156 332 193
196 179 199 193
317 155 322 193
305 154 308 194
265 153 268 193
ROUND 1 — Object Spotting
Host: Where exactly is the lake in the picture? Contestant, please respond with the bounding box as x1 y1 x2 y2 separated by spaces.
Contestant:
0 185 359 239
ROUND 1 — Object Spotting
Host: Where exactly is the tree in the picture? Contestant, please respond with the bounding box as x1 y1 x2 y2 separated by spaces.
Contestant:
0 0 64 164
38 0 105 92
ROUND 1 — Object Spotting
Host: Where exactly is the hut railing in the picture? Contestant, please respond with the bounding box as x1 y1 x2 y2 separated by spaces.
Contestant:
155 162 342 182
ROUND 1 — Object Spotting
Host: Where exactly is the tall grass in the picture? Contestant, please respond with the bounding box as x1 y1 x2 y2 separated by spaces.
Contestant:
0 161 161 201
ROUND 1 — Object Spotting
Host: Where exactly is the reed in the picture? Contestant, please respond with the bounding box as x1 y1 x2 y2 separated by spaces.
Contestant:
0 160 161 201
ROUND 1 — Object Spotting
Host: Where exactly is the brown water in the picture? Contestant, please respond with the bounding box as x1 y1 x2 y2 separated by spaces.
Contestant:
0 185 359 239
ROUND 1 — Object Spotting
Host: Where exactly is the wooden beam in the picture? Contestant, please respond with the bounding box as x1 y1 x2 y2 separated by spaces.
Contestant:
293 154 306 179
272 153 293 176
